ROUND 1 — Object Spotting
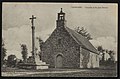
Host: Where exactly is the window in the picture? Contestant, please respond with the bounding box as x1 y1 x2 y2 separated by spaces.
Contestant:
60 14 64 20
60 14 63 17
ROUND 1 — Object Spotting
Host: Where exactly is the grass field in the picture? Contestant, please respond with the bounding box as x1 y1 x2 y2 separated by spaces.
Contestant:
1 67 117 77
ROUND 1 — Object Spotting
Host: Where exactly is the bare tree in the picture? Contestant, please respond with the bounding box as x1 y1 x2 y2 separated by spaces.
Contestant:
75 27 92 40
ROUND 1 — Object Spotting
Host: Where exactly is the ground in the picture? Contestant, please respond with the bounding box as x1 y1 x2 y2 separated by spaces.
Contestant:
1 67 117 77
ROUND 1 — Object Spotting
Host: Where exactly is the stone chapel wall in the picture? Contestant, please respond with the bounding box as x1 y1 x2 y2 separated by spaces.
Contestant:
41 27 80 68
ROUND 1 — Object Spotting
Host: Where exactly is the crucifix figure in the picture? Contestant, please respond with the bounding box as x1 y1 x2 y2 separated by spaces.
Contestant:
29 15 36 59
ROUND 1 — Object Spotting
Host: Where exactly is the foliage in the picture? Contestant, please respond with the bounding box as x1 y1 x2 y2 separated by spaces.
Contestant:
1 39 7 66
7 54 16 67
108 50 115 61
36 37 44 50
100 58 116 67
20 44 28 63
36 37 44 60
97 46 104 52
75 27 92 40
97 45 116 66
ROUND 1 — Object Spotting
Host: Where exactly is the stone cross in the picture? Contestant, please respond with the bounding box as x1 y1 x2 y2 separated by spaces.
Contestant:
30 15 36 26
29 15 36 58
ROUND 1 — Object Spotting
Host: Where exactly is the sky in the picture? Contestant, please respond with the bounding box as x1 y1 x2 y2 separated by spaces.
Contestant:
2 3 118 61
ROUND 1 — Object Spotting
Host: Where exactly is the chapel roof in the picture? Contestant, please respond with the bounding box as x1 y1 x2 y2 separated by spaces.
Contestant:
65 27 98 54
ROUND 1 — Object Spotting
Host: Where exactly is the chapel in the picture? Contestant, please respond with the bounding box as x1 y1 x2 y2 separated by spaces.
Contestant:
41 8 99 68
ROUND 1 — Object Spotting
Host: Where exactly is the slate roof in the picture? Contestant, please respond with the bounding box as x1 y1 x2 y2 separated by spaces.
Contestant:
65 27 98 54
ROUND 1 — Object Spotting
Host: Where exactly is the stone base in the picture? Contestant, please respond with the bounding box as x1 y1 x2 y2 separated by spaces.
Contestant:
18 55 49 70
35 64 49 69
34 60 49 69
33 55 49 69
18 63 49 70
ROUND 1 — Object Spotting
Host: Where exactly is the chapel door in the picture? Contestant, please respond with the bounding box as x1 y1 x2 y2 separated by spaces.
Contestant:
56 54 63 68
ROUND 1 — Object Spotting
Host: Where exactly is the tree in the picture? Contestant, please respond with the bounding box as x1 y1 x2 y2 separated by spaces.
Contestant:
7 54 16 67
36 37 44 51
36 37 44 60
97 46 104 52
108 50 115 62
1 39 7 67
97 46 106 63
75 27 92 40
20 44 28 63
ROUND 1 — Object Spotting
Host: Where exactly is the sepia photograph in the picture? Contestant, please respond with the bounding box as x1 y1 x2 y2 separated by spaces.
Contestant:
2 2 118 77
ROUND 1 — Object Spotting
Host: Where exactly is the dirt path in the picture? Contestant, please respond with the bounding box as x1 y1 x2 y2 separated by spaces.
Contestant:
1 68 117 77
2 70 87 76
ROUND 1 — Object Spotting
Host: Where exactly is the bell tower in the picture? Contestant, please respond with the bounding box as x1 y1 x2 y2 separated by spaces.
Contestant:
56 8 66 28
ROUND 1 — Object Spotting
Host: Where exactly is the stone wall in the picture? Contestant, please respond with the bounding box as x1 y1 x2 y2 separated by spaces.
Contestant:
88 52 99 68
80 48 99 68
80 48 90 68
41 27 80 68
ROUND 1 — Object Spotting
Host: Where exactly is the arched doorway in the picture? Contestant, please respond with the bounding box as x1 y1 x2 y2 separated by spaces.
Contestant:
56 54 63 68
